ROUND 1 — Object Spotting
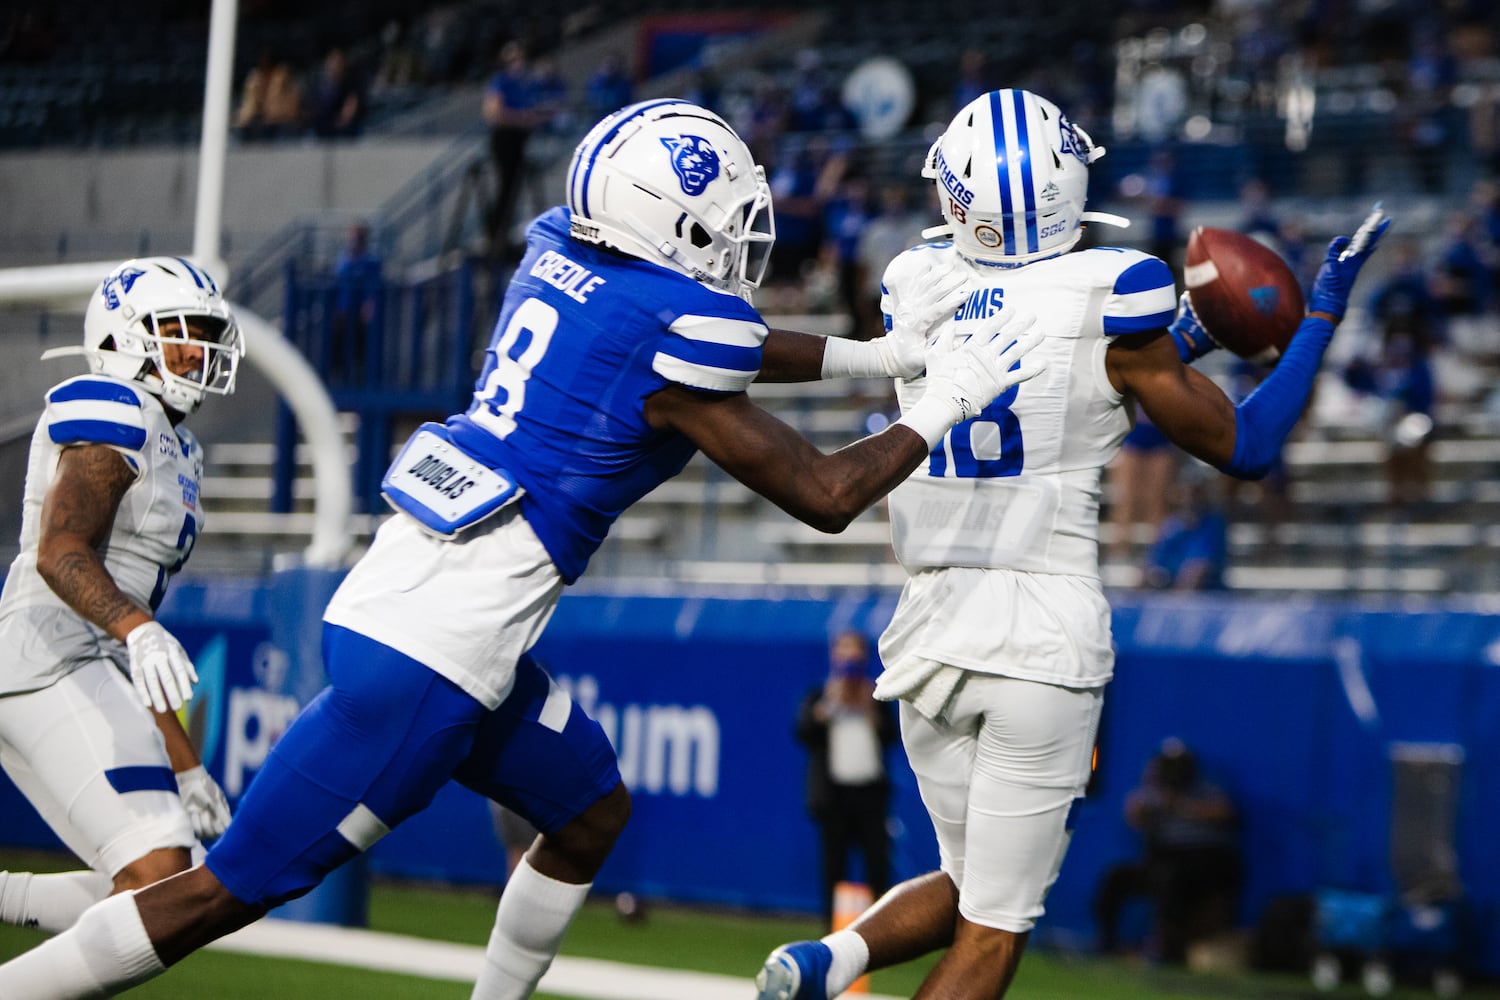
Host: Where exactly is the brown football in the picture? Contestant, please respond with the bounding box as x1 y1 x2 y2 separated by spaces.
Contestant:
1183 226 1304 364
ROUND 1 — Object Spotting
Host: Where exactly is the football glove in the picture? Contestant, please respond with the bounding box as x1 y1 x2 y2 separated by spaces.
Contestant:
820 261 972 380
125 620 198 713
1308 206 1391 321
899 310 1046 446
882 259 972 377
1168 292 1220 363
175 765 231 840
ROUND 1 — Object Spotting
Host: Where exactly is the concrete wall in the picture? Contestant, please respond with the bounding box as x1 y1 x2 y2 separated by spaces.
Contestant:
0 138 456 267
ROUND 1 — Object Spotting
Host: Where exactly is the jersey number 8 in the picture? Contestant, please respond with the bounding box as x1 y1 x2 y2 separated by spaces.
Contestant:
470 297 558 439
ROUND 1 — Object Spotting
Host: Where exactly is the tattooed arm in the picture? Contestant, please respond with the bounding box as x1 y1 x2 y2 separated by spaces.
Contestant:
35 443 152 643
38 444 211 764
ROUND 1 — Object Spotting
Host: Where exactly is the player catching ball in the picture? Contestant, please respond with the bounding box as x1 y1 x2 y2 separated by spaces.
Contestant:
755 88 1390 1000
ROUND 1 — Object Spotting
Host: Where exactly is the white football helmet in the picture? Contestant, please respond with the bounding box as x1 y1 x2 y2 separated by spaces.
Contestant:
566 99 775 301
922 89 1126 266
48 257 245 414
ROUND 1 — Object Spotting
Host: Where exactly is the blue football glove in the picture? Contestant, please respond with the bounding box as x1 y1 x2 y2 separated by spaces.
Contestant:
1307 206 1392 321
1168 292 1219 363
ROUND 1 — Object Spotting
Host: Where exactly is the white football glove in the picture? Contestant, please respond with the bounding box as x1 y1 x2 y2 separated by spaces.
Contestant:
820 261 971 379
175 765 231 840
898 311 1047 447
125 620 198 713
880 260 973 377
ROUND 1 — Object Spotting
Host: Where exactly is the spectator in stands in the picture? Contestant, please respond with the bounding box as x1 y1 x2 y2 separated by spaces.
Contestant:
1399 24 1458 194
1106 404 1178 576
234 48 303 142
818 170 876 340
1123 147 1186 281
309 47 365 139
795 631 898 925
1143 471 1229 591
373 20 423 93
514 55 573 228
483 41 547 258
787 49 854 134
584 51 634 120
1344 315 1437 510
855 182 929 340
767 135 843 290
1368 235 1446 348
1093 738 1243 964
1236 177 1286 251
952 47 993 113
1431 208 1495 321
330 221 383 381
419 4 463 85
743 77 791 169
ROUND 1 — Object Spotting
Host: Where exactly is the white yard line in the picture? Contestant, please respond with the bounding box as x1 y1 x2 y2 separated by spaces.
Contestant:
209 918 906 1000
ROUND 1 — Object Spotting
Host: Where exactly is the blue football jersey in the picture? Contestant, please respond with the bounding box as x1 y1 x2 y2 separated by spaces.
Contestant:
446 207 767 581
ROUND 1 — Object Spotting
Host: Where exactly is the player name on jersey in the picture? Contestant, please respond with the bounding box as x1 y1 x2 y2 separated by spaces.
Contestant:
530 250 606 304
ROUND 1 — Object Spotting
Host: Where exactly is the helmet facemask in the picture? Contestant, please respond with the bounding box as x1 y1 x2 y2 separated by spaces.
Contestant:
129 309 244 414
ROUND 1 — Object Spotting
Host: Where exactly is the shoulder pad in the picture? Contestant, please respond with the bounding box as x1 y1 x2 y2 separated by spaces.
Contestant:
44 375 152 451
654 307 768 393
1084 249 1177 337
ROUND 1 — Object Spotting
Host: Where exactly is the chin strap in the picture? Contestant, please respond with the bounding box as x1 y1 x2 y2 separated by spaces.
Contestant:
1081 211 1130 229
38 346 88 361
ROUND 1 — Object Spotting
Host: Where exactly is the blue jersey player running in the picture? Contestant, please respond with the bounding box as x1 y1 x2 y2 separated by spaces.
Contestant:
0 100 1044 999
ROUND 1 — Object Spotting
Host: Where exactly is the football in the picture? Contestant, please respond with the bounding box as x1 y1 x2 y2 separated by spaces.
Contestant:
1183 226 1304 364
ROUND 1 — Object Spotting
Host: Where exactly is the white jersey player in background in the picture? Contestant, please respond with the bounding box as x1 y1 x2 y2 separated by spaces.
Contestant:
0 258 242 935
755 89 1389 1000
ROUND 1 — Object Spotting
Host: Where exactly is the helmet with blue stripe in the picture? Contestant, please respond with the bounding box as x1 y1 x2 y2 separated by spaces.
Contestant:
566 99 775 301
923 89 1124 266
61 257 245 414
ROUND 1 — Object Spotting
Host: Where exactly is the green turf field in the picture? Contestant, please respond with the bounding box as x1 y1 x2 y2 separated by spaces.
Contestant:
0 849 1489 998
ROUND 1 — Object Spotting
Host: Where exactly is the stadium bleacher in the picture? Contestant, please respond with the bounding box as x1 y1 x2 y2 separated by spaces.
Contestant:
3 1 1500 600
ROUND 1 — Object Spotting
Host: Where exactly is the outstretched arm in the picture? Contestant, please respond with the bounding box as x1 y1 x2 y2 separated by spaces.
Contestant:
648 316 1046 531
756 256 971 382
645 387 930 532
1112 210 1391 478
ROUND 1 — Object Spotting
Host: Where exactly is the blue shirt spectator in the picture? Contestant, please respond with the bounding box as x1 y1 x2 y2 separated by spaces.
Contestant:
585 53 634 119
1145 480 1229 592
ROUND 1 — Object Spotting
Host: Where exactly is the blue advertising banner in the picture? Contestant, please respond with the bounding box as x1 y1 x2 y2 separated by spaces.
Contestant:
4 577 1499 971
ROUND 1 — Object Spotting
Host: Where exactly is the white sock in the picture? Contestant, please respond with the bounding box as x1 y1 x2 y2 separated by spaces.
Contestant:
0 891 164 998
469 857 591 1000
0 870 114 934
820 928 871 997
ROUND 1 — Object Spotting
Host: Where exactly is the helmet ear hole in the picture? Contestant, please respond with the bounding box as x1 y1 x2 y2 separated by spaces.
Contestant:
689 223 713 249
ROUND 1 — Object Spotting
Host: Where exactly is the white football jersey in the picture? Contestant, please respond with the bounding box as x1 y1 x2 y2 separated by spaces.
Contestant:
0 375 204 695
878 242 1176 688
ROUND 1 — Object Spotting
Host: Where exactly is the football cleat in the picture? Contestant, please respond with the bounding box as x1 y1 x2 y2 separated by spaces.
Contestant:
754 940 832 1000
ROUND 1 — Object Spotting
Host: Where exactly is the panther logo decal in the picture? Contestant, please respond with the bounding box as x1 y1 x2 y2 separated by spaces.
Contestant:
659 135 720 196
1057 115 1089 164
101 267 147 310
